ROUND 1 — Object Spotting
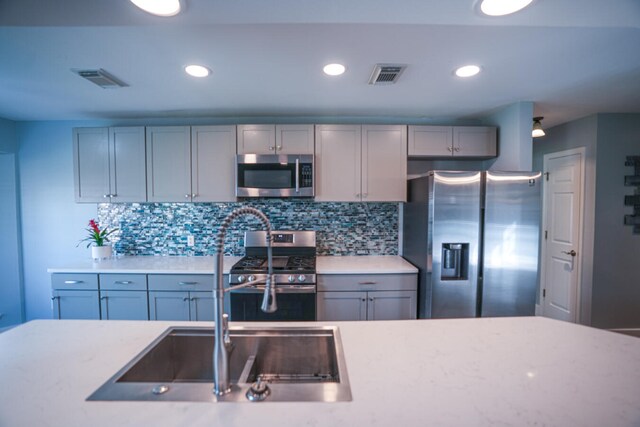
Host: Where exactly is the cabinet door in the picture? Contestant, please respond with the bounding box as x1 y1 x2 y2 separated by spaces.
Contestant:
52 290 100 320
237 125 275 154
109 127 147 202
362 125 407 202
73 127 110 202
191 126 236 202
275 125 314 154
146 126 191 202
315 125 361 201
316 291 367 321
190 291 215 321
453 126 497 157
367 290 417 320
100 290 149 320
148 291 190 321
407 125 453 157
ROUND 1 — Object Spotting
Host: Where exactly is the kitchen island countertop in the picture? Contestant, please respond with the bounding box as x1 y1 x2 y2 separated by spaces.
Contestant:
47 255 417 275
1 317 638 427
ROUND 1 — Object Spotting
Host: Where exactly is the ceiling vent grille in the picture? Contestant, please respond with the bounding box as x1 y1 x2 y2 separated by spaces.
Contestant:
72 69 128 89
368 64 406 85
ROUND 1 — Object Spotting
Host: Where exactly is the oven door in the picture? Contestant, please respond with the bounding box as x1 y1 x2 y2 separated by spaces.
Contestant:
236 154 314 197
230 287 316 321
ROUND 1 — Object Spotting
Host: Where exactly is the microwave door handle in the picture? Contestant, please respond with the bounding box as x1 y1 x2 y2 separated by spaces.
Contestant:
295 158 300 193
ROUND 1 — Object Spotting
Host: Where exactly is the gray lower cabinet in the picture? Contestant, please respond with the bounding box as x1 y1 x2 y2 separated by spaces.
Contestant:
316 274 417 321
147 274 222 321
51 273 100 319
99 274 149 320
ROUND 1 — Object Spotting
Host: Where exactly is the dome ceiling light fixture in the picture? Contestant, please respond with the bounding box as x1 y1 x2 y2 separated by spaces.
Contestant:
479 0 534 16
130 0 181 17
185 64 210 78
455 65 481 78
323 63 346 76
532 116 546 138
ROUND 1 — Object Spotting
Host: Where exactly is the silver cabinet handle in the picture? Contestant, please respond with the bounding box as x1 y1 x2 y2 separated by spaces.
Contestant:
64 280 83 284
100 296 108 301
51 296 59 301
355 193 361 198
190 297 197 301
183 297 190 302
447 146 452 152
562 250 577 257
358 281 377 285
454 147 460 152
103 194 110 198
363 193 368 198
178 281 197 285
269 146 275 150
191 193 197 198
114 281 132 285
369 297 374 302
184 194 191 199
277 145 282 150
361 298 366 302
295 157 300 193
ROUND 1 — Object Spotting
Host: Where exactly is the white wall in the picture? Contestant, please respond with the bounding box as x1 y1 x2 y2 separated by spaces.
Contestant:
484 101 534 171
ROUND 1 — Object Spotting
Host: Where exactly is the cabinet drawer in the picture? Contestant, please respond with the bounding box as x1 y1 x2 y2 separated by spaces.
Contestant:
99 274 147 291
317 274 417 292
51 273 99 290
148 274 214 291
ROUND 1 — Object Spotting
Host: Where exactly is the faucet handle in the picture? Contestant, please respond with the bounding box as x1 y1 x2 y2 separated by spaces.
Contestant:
223 313 231 347
260 274 278 313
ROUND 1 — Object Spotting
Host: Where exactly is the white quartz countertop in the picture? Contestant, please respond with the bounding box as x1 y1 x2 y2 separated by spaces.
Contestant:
47 255 417 275
1 317 638 427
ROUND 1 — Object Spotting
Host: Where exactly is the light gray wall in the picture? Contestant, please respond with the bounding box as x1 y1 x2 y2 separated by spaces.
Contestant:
484 101 534 171
17 121 99 320
590 114 640 329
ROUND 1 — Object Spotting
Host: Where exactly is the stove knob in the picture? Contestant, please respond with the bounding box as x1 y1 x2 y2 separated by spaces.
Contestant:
297 275 306 283
237 275 245 284
248 275 256 282
288 275 295 283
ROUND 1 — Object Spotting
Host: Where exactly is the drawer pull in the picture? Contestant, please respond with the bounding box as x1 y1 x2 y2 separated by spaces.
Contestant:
51 296 59 301
64 280 83 284
358 281 377 285
100 296 108 301
178 281 197 285
183 297 190 302
114 281 132 285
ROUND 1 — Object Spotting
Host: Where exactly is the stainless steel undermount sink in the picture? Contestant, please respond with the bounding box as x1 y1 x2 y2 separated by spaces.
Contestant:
87 326 351 402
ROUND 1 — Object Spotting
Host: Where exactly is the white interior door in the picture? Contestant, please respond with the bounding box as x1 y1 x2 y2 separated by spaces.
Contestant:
541 148 584 322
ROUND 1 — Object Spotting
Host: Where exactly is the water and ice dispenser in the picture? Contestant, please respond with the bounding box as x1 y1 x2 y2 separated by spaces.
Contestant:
441 243 469 280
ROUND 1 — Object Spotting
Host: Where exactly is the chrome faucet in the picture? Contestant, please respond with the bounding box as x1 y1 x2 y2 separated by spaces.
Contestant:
212 207 277 396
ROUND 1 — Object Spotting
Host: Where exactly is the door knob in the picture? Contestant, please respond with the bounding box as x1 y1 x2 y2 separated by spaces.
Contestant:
562 250 577 257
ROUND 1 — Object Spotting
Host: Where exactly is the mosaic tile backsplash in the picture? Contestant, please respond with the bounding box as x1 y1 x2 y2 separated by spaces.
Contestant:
98 201 399 256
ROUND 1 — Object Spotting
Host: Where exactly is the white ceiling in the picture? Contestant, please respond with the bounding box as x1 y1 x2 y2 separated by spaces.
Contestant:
1 0 639 127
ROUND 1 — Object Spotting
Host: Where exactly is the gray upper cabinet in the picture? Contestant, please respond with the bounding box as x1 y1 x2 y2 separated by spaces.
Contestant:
73 127 147 203
237 124 314 155
408 125 497 158
191 126 236 202
147 126 236 202
146 126 192 202
316 125 406 202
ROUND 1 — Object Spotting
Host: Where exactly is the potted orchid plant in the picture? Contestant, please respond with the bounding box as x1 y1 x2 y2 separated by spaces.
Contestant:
78 219 118 260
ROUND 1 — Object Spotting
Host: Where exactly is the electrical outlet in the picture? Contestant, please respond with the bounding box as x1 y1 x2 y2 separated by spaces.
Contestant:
187 235 195 247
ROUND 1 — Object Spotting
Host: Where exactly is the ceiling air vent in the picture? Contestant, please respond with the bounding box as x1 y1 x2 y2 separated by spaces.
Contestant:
72 69 128 89
368 64 406 85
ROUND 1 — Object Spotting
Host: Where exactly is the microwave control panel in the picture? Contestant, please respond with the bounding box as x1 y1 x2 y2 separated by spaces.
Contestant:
300 164 313 188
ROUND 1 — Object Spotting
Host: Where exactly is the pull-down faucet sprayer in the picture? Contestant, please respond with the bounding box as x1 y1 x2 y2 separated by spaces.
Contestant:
212 207 276 396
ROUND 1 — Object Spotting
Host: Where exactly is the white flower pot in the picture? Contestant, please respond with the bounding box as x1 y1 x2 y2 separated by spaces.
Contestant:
91 245 112 261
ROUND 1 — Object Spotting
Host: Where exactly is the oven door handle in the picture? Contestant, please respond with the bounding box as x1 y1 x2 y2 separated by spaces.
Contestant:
229 285 316 294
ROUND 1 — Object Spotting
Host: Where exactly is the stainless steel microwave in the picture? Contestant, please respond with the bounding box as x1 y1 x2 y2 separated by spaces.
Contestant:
236 154 314 198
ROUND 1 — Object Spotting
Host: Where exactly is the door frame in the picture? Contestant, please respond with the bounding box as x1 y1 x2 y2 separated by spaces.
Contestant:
539 147 586 323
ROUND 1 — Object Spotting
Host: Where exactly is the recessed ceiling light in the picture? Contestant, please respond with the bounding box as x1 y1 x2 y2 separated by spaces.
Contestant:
130 0 181 17
323 63 346 76
455 65 481 78
185 65 210 78
479 0 533 16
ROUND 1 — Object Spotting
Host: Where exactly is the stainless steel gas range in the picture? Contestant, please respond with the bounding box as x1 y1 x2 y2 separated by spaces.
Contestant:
228 230 316 321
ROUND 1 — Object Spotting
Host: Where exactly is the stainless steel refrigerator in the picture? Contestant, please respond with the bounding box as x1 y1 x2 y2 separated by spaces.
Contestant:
403 171 541 319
